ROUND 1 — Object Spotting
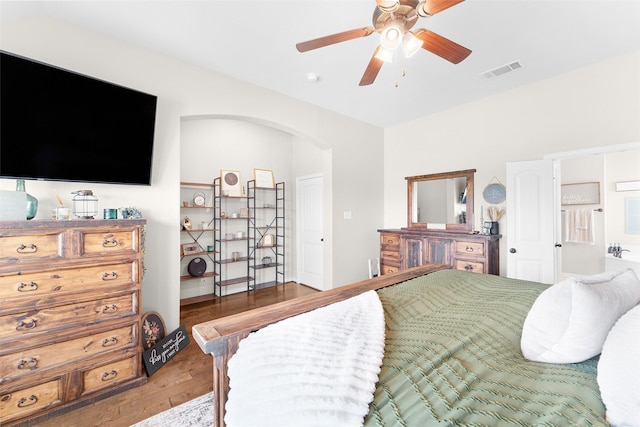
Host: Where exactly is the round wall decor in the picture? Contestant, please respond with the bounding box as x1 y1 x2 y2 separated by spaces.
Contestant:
483 181 506 204
187 257 207 277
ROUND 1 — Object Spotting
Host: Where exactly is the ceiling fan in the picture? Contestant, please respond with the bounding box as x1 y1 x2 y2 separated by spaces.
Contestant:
296 0 471 86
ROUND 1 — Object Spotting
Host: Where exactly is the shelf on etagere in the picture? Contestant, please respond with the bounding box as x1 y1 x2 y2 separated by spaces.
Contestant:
181 250 217 258
180 181 215 188
217 256 252 264
250 262 282 270
219 276 254 287
180 271 217 282
254 280 280 290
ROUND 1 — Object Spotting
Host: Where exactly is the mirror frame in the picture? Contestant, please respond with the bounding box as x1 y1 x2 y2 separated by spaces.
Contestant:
405 169 475 233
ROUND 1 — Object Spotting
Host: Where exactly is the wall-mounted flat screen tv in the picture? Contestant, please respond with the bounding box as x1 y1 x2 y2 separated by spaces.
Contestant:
0 50 157 185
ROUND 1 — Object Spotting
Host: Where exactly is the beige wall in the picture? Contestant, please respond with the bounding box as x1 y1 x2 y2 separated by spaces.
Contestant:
384 51 640 275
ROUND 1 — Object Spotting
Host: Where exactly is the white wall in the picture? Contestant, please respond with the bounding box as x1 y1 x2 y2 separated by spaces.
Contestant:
384 50 640 275
605 150 640 246
0 17 384 331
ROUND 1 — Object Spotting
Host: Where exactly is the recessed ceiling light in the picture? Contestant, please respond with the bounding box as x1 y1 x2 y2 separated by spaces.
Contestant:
306 72 320 83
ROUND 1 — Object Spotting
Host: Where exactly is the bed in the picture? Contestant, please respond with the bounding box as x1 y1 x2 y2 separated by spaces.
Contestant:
192 265 615 427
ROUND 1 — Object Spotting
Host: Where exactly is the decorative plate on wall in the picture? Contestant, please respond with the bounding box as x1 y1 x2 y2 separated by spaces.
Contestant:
483 182 506 204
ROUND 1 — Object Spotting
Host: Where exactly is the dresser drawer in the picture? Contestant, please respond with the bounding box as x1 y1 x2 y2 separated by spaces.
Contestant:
454 259 485 274
0 232 63 264
0 293 137 345
380 264 399 275
0 324 136 384
0 261 139 309
80 229 140 257
381 249 400 264
380 233 400 248
0 379 61 424
453 241 485 257
83 355 138 394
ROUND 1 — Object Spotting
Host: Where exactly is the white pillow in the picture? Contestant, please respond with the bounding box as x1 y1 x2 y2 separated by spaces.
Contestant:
598 304 640 426
521 268 640 363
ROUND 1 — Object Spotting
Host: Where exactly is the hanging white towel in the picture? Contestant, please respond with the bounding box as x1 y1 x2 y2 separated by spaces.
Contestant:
565 208 595 244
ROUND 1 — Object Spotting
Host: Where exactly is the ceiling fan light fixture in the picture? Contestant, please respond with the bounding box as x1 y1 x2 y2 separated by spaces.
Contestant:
376 0 399 13
416 1 432 17
374 46 394 63
403 31 422 58
380 25 402 51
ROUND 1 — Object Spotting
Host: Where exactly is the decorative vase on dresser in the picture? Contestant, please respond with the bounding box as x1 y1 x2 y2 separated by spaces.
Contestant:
15 179 38 220
0 219 147 426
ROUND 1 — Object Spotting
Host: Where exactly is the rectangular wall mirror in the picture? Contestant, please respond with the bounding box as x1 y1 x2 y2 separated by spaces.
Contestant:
406 169 475 233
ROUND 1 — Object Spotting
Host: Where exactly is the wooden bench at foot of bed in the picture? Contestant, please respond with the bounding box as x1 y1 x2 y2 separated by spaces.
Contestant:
191 263 451 427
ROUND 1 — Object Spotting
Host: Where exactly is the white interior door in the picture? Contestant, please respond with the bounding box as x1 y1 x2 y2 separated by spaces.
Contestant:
506 159 558 284
296 174 324 290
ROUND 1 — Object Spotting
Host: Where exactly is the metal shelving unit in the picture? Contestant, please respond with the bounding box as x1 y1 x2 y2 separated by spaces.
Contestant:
247 180 285 290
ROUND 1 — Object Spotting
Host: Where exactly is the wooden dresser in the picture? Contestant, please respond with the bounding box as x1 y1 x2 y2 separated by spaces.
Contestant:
378 229 501 275
0 219 146 426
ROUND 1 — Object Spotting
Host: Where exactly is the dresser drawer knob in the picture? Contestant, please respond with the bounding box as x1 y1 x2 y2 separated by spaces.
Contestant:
102 337 119 347
464 264 474 271
17 357 38 370
387 239 393 244
465 246 474 252
17 395 38 408
102 272 118 281
102 237 118 248
16 243 37 254
102 304 119 313
16 319 38 331
17 282 38 292
101 369 118 382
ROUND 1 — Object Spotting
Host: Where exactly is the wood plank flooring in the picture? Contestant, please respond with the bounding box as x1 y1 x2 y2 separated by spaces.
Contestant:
29 283 318 427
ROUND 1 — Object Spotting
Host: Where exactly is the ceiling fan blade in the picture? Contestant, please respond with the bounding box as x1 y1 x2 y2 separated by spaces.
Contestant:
296 27 375 52
419 0 464 16
414 29 471 64
359 47 385 86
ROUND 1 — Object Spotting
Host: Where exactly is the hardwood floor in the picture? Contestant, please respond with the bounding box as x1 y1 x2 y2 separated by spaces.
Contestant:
29 283 318 427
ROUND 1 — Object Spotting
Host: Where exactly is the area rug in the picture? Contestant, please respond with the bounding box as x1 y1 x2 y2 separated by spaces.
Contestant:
130 392 213 427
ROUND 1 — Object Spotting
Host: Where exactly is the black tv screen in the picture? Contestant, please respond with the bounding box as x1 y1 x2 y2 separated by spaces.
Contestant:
0 51 157 185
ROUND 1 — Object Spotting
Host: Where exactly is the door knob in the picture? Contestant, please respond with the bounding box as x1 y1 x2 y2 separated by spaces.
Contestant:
555 243 562 247
509 248 516 253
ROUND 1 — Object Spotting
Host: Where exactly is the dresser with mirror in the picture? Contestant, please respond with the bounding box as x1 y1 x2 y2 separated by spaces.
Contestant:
378 169 501 275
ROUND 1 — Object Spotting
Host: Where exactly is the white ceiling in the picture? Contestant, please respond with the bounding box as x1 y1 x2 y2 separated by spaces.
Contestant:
2 1 640 128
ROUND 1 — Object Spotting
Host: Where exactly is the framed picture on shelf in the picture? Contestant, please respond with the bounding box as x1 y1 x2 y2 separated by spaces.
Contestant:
254 168 275 188
221 170 242 197
181 243 200 256
141 311 166 350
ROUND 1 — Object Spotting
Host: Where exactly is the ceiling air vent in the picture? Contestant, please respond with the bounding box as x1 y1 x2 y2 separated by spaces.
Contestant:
480 60 522 79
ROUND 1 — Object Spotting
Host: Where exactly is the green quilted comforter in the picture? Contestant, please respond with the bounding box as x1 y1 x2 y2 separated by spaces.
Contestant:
365 269 606 427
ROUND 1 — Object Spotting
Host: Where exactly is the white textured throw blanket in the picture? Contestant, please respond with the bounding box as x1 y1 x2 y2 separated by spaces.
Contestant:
225 290 385 427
